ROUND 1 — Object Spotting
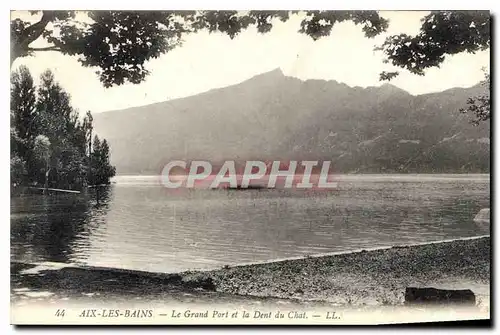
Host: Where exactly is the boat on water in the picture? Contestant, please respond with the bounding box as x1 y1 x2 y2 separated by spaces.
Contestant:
228 184 270 190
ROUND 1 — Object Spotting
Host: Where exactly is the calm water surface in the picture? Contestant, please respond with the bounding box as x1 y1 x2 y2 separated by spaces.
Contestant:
11 174 490 273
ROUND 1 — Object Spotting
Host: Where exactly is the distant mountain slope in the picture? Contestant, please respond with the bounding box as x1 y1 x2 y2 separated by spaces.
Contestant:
93 68 490 175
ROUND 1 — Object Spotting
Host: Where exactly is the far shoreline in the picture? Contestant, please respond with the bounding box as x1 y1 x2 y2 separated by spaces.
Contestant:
112 173 490 178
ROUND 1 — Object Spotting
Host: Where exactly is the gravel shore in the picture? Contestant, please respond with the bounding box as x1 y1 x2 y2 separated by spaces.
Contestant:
185 236 490 307
11 236 490 309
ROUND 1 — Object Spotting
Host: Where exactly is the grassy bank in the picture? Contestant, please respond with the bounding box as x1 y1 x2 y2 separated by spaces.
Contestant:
11 237 490 308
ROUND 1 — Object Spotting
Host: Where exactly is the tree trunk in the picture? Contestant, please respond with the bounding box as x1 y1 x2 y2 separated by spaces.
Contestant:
11 52 16 67
43 164 50 195
10 41 19 68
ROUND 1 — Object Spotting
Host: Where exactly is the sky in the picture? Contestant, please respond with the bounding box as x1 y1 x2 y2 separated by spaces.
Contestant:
12 10 490 114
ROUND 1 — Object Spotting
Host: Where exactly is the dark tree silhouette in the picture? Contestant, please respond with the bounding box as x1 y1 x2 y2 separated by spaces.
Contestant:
11 66 37 143
459 72 490 124
11 65 37 162
10 66 116 190
376 11 490 124
10 10 389 87
11 10 490 120
90 136 116 185
376 11 489 80
11 11 489 85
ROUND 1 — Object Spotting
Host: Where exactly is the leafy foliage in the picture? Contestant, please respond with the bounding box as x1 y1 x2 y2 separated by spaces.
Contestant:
11 10 490 85
10 66 116 190
11 66 36 142
379 71 399 81
11 66 39 183
33 135 50 160
377 11 490 77
460 72 490 125
10 155 26 186
11 10 490 126
90 136 116 185
11 10 388 87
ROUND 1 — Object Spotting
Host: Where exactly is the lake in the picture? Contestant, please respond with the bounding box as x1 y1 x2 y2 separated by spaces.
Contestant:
11 174 490 274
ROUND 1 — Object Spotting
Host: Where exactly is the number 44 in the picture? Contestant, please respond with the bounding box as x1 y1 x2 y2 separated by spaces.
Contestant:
55 309 66 317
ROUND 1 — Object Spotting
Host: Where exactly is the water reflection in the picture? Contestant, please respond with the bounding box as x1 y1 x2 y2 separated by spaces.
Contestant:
11 187 112 263
11 176 490 274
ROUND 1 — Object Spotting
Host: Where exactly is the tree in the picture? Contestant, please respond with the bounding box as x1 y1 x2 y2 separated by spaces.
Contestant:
11 65 37 143
100 139 116 182
11 65 40 184
11 10 489 85
82 111 93 157
11 65 37 159
11 10 388 87
11 10 490 120
34 70 96 189
10 127 27 187
33 134 51 192
375 11 490 123
90 136 116 185
459 71 490 125
10 66 116 191
36 70 75 140
376 11 489 79
10 154 27 187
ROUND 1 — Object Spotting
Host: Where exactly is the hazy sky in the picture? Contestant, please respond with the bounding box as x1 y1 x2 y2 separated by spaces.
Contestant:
13 10 490 114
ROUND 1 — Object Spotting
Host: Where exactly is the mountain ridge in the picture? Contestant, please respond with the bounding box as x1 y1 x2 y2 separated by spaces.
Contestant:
98 68 486 115
93 68 490 175
97 67 479 114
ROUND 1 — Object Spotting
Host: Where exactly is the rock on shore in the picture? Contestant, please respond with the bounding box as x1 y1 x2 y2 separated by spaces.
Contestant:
474 208 490 224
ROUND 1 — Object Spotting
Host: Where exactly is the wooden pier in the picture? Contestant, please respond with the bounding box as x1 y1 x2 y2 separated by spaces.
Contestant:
27 187 81 194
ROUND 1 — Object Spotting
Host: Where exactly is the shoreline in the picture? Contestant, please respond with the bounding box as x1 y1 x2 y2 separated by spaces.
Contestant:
11 236 490 309
208 234 491 270
189 236 490 307
11 234 490 275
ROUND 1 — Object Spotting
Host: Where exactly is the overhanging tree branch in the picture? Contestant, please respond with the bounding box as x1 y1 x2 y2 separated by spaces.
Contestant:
11 10 389 86
18 11 55 47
